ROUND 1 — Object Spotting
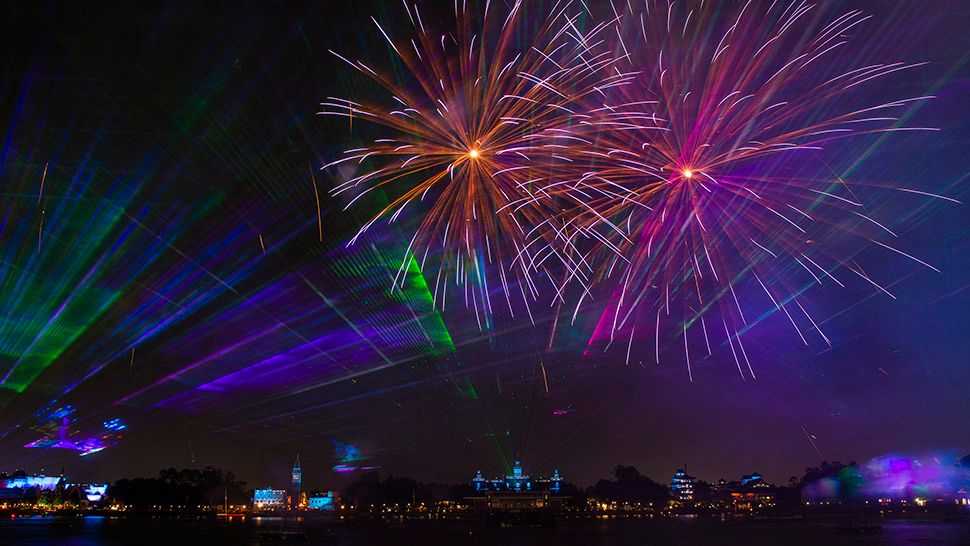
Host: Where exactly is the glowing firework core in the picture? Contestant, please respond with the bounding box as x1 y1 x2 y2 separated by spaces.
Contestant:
681 169 693 179
467 148 480 159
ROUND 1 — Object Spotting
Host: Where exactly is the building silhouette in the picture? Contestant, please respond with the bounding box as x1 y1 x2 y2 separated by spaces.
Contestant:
290 455 302 507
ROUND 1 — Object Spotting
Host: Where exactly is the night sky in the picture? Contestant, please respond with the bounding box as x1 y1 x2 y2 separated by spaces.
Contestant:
1 0 968 493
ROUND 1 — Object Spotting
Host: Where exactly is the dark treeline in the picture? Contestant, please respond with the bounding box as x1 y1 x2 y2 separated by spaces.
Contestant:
587 465 671 504
101 454 970 508
341 465 675 507
343 457 970 507
110 467 249 508
694 461 864 505
342 472 476 507
793 460 855 487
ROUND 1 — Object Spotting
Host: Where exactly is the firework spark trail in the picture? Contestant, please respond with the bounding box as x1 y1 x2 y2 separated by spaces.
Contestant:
540 359 549 393
801 424 824 459
321 1 623 324
541 0 951 378
38 162 48 205
37 206 45 255
310 165 323 242
37 163 48 255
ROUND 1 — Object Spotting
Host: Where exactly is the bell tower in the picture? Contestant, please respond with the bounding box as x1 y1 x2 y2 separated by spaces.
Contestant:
290 454 302 506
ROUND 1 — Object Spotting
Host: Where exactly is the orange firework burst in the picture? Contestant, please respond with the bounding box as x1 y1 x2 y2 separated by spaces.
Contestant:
321 1 621 325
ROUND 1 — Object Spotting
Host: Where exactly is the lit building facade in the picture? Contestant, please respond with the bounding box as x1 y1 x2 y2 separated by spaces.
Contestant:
711 472 776 513
671 469 695 502
253 488 286 510
251 457 333 511
60 483 109 504
82 484 108 503
1 474 62 490
467 461 565 525
308 491 336 510
472 461 562 493
740 472 765 486
0 473 109 507
0 473 64 503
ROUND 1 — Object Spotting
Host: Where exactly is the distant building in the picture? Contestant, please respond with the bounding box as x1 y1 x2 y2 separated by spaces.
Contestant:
472 460 563 493
550 468 563 493
290 455 302 507
740 472 765 486
0 472 64 503
473 470 486 491
714 472 776 513
63 483 108 504
671 469 695 502
82 484 108 503
253 456 328 511
308 491 336 510
1 473 62 491
467 461 565 526
253 488 286 510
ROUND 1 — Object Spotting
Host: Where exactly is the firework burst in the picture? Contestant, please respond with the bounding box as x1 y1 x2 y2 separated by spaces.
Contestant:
321 1 622 327
551 0 949 378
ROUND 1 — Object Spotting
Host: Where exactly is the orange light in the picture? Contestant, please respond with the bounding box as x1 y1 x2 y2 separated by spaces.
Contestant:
682 169 693 179
468 148 480 159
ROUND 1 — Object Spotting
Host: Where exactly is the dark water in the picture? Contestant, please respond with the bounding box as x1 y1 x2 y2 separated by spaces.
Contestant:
2 515 969 545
